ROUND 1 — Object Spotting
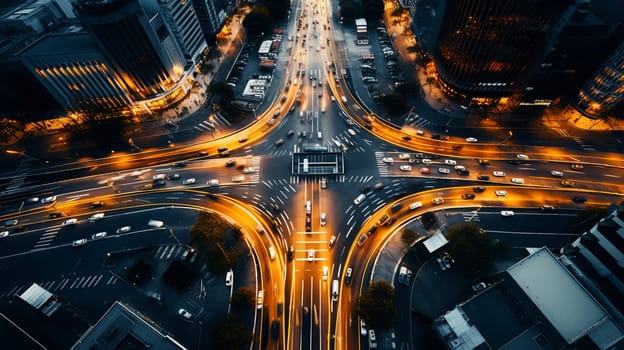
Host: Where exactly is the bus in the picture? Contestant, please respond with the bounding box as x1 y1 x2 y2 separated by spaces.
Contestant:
303 158 309 173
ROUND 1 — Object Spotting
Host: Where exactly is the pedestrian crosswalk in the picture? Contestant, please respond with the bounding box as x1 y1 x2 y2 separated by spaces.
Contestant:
288 175 374 184
193 112 231 132
0 274 119 298
33 228 59 249
461 211 480 222
375 152 392 176
4 159 33 192
405 109 431 128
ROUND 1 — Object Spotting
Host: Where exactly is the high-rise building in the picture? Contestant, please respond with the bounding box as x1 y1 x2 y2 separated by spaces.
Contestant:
154 0 206 66
74 0 185 101
574 40 624 118
191 0 229 45
20 29 133 113
433 0 575 100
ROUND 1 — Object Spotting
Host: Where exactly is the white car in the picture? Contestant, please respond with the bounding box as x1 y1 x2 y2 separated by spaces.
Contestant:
409 202 422 210
399 165 412 171
432 197 444 205
63 218 77 226
511 178 524 184
178 308 192 319
398 153 410 160
41 196 57 204
256 290 264 309
116 226 131 234
493 171 506 177
360 320 368 336
438 167 450 174
232 175 245 182
208 179 219 186
320 212 327 226
25 197 40 204
308 249 315 261
436 257 447 271
242 167 257 174
516 154 529 160
465 137 478 143
382 157 394 164
454 165 466 171
354 193 366 205
550 170 563 177
0 231 9 238
225 270 233 286
152 173 167 180
444 159 457 165
182 178 196 185
72 238 87 246
89 213 105 221
322 266 328 280
92 231 107 239
347 128 356 136
500 210 515 217
472 282 487 292
495 190 507 196
421 159 432 165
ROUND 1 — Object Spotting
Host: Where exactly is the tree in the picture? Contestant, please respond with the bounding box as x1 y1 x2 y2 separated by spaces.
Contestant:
421 212 437 230
355 280 396 330
189 212 245 274
243 6 272 38
230 287 256 310
401 228 418 247
209 314 253 349
446 223 497 276
376 92 409 116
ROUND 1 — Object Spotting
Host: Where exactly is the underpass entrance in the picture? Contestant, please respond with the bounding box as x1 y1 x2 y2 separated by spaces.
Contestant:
291 144 344 176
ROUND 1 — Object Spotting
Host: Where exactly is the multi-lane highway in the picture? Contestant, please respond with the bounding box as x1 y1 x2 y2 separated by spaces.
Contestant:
1 0 624 349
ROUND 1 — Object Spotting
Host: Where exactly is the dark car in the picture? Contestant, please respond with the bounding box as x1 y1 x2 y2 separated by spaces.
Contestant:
478 159 490 166
431 134 442 140
390 203 403 213
271 320 279 340
174 162 187 167
168 173 180 180
153 179 166 187
478 175 490 181
573 196 587 203
462 193 476 200
49 212 63 218
384 217 397 226
473 186 486 193
89 201 104 208
457 169 470 176
367 225 378 235
402 135 412 141
225 160 236 167
360 185 371 193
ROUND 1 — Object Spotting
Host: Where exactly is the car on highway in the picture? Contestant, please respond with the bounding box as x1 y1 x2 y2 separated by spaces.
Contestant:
421 159 432 165
438 167 450 174
242 167 257 174
409 201 422 210
465 137 478 143
377 214 389 225
511 178 524 184
25 197 39 204
153 173 167 180
4 219 18 226
208 179 219 186
226 159 236 167
178 308 192 319
500 210 515 217
402 135 412 141
570 164 584 170
382 157 394 164
462 193 476 200
89 201 104 208
182 178 196 185
0 231 9 238
478 175 490 181
307 249 315 261
516 154 529 160
232 175 245 182
275 139 284 146
63 218 77 226
561 179 575 187
323 266 328 280
360 319 368 336
256 291 264 309
540 205 556 212
432 197 444 205
141 183 153 190
92 231 107 239
41 196 57 204
357 233 369 246
168 173 180 180
436 256 447 271
347 128 357 136
321 212 327 226
472 282 487 292
493 171 505 177
72 238 87 247
444 159 457 165
495 190 507 196
238 136 248 143
153 179 166 187
473 186 486 193
89 213 105 222
345 267 353 284
287 130 295 137
420 167 431 174
399 165 412 171
116 226 131 233
328 235 336 248
354 193 366 205
398 153 410 160
478 159 490 166
550 170 564 177
573 196 587 203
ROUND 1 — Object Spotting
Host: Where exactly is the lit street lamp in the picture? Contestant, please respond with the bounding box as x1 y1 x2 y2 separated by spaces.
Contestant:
500 130 513 146
5 149 48 164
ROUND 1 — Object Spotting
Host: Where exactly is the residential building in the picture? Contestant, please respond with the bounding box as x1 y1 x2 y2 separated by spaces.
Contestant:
154 0 206 66
191 0 229 45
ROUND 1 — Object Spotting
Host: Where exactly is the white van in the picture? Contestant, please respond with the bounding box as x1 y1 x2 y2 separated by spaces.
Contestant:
409 202 422 210
332 280 339 301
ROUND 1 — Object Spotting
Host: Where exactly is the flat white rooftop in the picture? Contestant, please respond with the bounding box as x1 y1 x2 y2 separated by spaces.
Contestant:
507 248 607 344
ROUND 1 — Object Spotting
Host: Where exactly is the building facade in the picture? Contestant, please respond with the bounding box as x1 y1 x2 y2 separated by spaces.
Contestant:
433 0 575 102
155 0 206 66
191 0 229 45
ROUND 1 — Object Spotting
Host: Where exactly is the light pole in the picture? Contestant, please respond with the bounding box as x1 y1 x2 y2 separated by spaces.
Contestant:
6 149 48 164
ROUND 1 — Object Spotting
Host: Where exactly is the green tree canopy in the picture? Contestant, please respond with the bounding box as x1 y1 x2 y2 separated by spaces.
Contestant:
446 223 497 276
355 280 396 330
231 287 256 310
401 228 418 247
420 211 437 230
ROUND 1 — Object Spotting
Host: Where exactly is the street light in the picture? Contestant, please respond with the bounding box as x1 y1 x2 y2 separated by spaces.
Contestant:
500 130 513 146
6 149 48 163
